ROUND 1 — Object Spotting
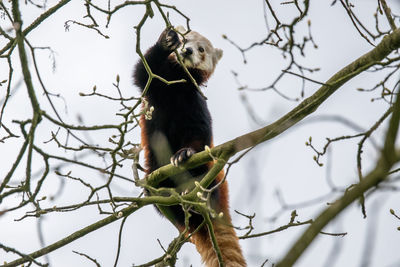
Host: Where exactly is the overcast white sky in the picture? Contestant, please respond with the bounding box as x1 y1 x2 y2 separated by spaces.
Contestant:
1 0 400 266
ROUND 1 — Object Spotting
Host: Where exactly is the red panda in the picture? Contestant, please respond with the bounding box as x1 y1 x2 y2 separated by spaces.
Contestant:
133 26 246 267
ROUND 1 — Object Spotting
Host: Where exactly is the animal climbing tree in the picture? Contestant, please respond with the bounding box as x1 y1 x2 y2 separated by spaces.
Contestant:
0 1 400 266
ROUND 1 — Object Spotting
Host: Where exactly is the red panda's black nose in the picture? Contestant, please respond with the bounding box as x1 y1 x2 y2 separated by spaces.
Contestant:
184 47 193 56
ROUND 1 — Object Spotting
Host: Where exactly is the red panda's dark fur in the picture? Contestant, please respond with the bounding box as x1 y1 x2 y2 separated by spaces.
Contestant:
134 29 246 266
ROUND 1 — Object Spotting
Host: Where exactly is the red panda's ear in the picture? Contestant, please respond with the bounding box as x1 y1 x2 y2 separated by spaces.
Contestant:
214 48 223 62
175 25 187 34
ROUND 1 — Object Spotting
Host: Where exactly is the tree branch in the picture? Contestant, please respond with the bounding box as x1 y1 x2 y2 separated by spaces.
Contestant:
0 0 72 55
275 79 400 267
143 27 400 188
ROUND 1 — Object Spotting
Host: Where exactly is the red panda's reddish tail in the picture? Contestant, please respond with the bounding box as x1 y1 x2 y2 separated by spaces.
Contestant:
191 168 246 266
191 218 246 267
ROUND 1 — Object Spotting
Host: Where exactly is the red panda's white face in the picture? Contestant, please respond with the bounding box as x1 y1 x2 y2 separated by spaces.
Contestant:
174 26 223 74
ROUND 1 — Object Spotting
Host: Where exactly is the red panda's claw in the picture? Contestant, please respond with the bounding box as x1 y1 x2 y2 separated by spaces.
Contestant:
158 29 181 52
170 147 195 166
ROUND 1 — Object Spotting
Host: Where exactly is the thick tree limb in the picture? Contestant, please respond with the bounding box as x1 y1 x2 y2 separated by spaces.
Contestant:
144 27 400 188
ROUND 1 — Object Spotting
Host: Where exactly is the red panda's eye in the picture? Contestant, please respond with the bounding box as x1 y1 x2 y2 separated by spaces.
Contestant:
198 47 205 53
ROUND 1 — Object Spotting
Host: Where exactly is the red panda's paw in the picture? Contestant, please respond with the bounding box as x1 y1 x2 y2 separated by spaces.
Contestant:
158 29 181 52
170 147 195 166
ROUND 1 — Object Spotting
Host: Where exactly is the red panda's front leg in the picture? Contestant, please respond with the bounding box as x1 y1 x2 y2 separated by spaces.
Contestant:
133 29 182 90
158 28 181 52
